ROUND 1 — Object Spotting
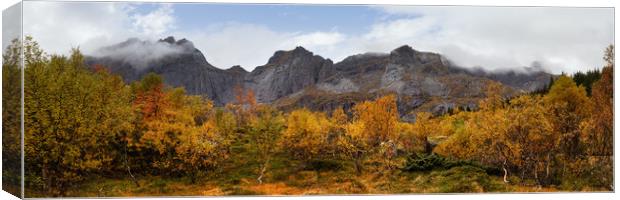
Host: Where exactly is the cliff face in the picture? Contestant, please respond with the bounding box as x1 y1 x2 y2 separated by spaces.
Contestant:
276 45 499 119
86 37 553 116
245 46 333 103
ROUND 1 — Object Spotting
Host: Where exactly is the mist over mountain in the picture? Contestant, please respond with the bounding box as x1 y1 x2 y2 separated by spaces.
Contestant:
92 37 194 70
85 37 554 118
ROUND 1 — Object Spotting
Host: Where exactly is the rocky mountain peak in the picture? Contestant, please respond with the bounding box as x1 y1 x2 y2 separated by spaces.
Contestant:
157 36 195 50
226 65 248 74
392 45 416 55
390 45 420 65
159 36 176 44
292 46 311 54
267 46 314 65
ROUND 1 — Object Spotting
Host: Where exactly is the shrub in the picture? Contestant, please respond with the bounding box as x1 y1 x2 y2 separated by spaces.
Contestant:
415 166 506 193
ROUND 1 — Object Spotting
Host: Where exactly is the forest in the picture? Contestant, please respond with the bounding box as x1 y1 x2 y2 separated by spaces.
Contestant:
2 37 614 197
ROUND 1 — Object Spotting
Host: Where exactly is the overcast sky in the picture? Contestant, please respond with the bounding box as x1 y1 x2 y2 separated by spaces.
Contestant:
11 1 615 73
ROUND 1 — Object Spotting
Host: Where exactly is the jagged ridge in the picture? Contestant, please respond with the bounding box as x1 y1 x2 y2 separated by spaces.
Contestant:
85 37 553 116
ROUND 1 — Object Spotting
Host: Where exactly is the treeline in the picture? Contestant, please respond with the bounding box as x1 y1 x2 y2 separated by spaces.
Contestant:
572 69 603 96
436 45 614 189
2 37 614 196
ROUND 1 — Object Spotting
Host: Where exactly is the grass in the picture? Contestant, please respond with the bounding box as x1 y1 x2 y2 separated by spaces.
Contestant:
25 143 611 197
60 160 563 197
408 166 506 193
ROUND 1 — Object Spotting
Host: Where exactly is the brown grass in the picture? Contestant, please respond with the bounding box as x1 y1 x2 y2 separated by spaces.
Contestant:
58 166 602 197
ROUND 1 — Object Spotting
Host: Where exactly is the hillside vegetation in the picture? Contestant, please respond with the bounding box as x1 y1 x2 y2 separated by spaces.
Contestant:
2 37 614 197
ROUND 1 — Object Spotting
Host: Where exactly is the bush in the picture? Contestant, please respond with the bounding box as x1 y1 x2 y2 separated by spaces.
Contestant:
403 153 451 171
303 160 344 172
559 156 613 191
402 153 501 175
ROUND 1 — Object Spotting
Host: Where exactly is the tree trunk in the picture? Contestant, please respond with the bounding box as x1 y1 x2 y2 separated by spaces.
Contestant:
124 146 140 187
533 164 539 185
423 137 433 154
42 163 48 193
126 164 140 187
257 159 270 184
354 157 363 176
502 160 509 183
545 153 551 179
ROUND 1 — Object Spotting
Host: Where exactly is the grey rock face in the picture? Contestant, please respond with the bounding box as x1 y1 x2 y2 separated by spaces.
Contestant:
245 46 333 102
317 78 359 93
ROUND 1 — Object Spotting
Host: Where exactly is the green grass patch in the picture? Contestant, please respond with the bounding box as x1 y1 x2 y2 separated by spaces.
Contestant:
413 166 506 193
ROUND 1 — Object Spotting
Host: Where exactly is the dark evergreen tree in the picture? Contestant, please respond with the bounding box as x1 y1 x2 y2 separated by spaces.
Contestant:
572 69 602 96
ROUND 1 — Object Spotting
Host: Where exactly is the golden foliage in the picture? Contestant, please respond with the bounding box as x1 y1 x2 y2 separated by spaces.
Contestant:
352 95 400 146
281 109 332 161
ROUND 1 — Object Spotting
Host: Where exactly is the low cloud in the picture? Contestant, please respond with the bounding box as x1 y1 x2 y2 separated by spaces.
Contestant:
372 6 614 73
93 38 192 70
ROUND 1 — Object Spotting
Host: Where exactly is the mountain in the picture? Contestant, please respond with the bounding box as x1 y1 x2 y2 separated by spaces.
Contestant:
86 36 244 104
85 37 553 118
274 45 503 120
245 46 333 102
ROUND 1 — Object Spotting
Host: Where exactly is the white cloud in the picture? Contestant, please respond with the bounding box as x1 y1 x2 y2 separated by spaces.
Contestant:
19 2 613 74
22 1 176 55
372 6 614 73
175 23 348 69
176 23 295 69
131 4 175 36
292 32 345 47
180 6 613 73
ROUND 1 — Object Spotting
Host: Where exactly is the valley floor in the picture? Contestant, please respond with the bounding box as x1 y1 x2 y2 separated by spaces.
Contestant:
26 161 609 197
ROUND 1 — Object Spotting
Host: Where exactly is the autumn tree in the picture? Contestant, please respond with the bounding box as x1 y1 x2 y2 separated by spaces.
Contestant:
479 81 506 111
578 45 614 189
352 95 400 146
468 82 559 184
433 109 476 159
582 44 613 156
330 107 348 126
343 120 369 175
281 109 333 165
436 82 516 182
544 75 591 160
469 108 514 182
343 95 402 173
2 38 23 196
505 95 555 184
411 112 437 154
128 74 176 173
175 105 235 183
246 105 285 184
24 47 134 196
327 107 353 159
230 84 258 126
132 75 224 177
